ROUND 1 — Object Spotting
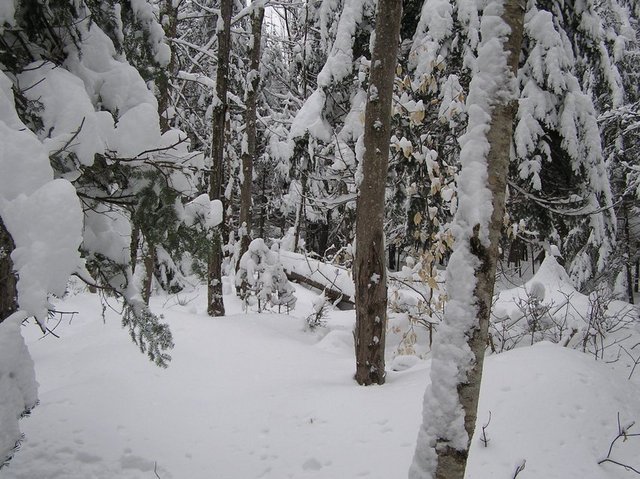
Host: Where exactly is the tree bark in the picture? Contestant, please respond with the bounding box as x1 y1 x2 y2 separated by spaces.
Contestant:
0 217 17 323
432 0 525 477
353 0 402 386
208 0 233 316
158 0 178 133
239 2 265 261
293 167 307 252
622 199 634 304
142 241 156 304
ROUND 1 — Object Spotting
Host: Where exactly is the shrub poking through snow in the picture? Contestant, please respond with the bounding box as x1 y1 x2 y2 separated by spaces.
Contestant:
490 256 639 357
236 239 297 313
305 294 329 330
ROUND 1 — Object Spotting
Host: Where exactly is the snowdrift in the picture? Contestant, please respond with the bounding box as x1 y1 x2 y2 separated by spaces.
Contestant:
3 287 640 478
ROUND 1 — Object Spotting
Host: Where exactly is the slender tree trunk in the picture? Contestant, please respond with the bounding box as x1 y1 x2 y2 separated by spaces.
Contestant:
134 0 178 305
207 0 232 316
142 241 156 304
158 0 177 133
353 0 402 386
426 1 526 477
239 2 265 261
259 167 267 238
292 7 310 253
130 224 140 274
293 169 307 252
621 199 634 304
0 217 17 322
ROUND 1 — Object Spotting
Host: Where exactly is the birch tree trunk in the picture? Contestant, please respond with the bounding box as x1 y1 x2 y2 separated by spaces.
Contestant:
353 0 402 386
208 0 232 317
239 1 265 261
410 0 525 476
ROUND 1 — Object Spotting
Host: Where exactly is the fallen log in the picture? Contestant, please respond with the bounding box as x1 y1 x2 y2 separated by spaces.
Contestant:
285 270 355 309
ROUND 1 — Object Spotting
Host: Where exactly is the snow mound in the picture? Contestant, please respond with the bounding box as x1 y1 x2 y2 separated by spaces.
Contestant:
468 342 640 478
0 313 38 465
498 255 575 306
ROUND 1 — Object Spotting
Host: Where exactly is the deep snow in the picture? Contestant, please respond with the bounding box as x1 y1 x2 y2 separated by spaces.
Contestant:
2 281 640 478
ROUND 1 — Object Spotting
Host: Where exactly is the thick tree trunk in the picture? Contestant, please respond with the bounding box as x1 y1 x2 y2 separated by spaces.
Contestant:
0 217 17 323
239 2 265 261
353 0 402 386
207 0 233 317
432 1 525 477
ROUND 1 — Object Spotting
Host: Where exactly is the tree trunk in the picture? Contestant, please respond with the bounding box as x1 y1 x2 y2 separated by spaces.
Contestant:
239 2 265 261
142 241 156 304
428 1 526 477
293 168 307 252
353 0 402 386
622 199 634 304
158 0 177 133
130 225 140 275
259 167 267 238
0 217 17 323
207 0 232 317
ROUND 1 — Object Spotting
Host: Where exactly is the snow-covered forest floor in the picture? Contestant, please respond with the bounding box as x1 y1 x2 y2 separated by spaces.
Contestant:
3 263 640 479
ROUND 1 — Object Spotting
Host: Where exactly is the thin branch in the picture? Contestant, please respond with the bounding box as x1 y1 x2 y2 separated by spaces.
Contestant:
598 413 640 474
513 460 526 478
598 458 640 474
480 411 491 447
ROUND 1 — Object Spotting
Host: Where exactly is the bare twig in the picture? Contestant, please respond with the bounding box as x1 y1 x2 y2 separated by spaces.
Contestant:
598 413 640 474
598 458 640 474
49 117 85 156
620 345 640 380
480 411 491 447
513 459 526 478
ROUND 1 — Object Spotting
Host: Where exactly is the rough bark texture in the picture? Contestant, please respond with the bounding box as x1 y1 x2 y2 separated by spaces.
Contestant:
433 0 525 477
208 0 232 317
0 217 17 323
239 3 264 261
353 0 402 386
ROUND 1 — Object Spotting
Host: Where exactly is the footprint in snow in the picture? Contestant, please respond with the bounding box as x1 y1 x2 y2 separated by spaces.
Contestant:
302 458 323 471
75 451 102 464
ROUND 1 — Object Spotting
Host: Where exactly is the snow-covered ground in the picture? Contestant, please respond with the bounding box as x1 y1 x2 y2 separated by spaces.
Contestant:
3 278 640 478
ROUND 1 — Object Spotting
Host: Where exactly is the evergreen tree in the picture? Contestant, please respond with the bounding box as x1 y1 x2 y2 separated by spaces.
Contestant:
0 0 213 367
508 0 617 288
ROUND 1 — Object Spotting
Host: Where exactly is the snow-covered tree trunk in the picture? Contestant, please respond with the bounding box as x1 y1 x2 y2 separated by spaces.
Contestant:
0 218 17 322
239 1 265 261
353 0 402 386
409 0 525 476
158 0 177 134
208 0 233 317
